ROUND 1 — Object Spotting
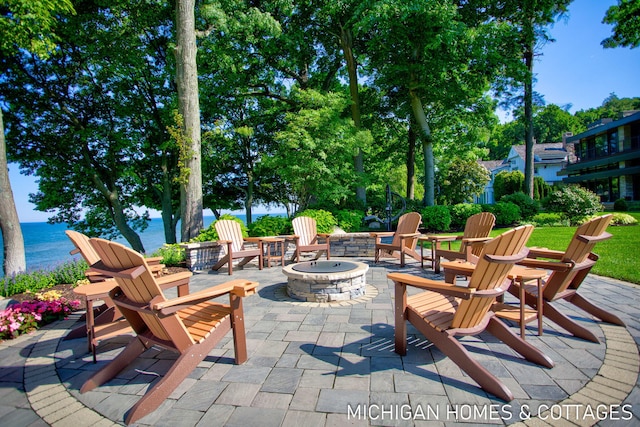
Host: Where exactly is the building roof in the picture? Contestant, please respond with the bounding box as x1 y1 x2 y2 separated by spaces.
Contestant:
478 160 504 173
566 110 640 143
509 142 575 164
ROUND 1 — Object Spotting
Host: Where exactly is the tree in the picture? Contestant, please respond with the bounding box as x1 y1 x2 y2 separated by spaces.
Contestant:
489 0 572 198
265 89 363 212
602 0 640 49
436 157 490 205
175 0 203 241
361 0 508 206
0 0 74 275
2 1 180 252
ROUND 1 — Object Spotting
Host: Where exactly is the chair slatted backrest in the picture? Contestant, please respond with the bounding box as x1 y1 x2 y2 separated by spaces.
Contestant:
215 220 245 253
90 238 193 350
463 212 496 257
563 214 612 264
391 212 422 250
543 214 613 300
452 225 533 329
66 230 101 265
292 217 319 246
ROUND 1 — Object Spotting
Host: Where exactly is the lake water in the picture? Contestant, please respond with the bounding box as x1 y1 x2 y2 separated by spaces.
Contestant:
0 214 284 276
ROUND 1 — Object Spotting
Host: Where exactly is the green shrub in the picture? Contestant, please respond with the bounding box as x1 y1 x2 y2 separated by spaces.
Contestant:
48 260 88 286
483 202 521 226
334 209 364 232
613 198 629 212
500 192 539 220
248 215 292 237
530 212 570 227
447 203 483 230
420 206 451 232
1 260 90 297
542 185 603 225
191 214 247 242
609 213 638 226
295 209 337 234
151 244 186 266
494 170 524 201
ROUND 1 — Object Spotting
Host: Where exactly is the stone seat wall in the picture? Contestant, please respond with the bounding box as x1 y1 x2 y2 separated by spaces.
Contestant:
182 232 377 271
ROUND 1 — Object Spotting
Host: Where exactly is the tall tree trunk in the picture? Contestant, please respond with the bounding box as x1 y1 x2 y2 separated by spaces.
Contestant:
340 25 366 206
175 0 203 242
0 109 26 276
406 122 416 200
523 11 535 198
160 154 177 244
409 91 434 206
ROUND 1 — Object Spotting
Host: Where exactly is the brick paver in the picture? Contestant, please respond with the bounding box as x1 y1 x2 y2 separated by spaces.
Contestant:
0 259 638 426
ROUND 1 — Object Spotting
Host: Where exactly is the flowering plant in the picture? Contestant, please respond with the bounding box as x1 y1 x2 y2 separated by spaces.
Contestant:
0 291 81 340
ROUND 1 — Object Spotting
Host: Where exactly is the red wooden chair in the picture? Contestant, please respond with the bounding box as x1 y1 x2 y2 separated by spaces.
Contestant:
391 225 554 401
82 238 258 425
370 212 422 267
291 216 331 262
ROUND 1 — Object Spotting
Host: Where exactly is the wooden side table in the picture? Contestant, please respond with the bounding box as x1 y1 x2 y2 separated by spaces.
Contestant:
73 281 132 363
263 237 285 267
492 266 546 339
418 235 454 270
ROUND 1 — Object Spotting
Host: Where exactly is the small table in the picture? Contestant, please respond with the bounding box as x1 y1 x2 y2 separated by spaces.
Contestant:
417 235 454 270
73 281 131 363
440 261 546 339
493 266 546 339
262 237 285 267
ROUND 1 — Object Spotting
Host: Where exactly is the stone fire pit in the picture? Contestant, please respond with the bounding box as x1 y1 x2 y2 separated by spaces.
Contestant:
283 260 369 303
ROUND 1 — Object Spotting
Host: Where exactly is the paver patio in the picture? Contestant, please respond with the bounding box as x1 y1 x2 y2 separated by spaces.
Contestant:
1 258 638 426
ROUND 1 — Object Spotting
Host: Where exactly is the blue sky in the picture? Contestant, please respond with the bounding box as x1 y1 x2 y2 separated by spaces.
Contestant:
8 0 640 223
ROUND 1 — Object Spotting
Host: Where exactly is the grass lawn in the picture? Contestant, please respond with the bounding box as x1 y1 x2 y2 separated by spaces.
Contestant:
430 212 640 285
494 212 640 285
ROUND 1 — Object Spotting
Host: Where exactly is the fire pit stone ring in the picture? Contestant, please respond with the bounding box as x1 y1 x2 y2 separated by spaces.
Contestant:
283 260 369 303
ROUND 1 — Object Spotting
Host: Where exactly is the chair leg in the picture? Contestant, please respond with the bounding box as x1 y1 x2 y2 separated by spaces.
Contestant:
428 327 514 402
124 343 214 425
212 254 231 275
566 293 625 326
542 300 600 343
486 317 554 368
81 336 146 393
231 293 248 364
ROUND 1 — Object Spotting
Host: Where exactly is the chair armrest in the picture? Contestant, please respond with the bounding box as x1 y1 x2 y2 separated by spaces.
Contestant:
577 232 612 244
88 262 146 280
388 273 474 299
398 232 421 239
426 235 459 242
156 270 192 286
152 279 259 314
145 256 164 265
527 247 565 259
518 257 574 271
70 248 81 256
245 237 264 243
369 232 395 237
462 237 492 244
317 233 331 238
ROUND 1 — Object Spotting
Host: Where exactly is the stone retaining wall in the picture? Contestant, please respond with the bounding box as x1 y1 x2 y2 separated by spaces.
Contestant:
182 232 377 271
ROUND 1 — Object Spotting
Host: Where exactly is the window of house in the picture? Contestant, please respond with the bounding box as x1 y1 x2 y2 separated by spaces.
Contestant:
608 130 618 154
595 134 608 157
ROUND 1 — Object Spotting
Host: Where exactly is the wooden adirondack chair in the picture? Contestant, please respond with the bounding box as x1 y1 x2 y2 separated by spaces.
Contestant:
371 212 422 267
83 238 258 425
65 230 191 362
511 214 621 343
426 212 496 273
391 225 554 401
291 216 331 262
213 220 264 275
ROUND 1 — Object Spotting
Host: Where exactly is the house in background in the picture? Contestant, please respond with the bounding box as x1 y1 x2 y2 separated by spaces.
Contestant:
476 141 574 204
560 110 640 203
